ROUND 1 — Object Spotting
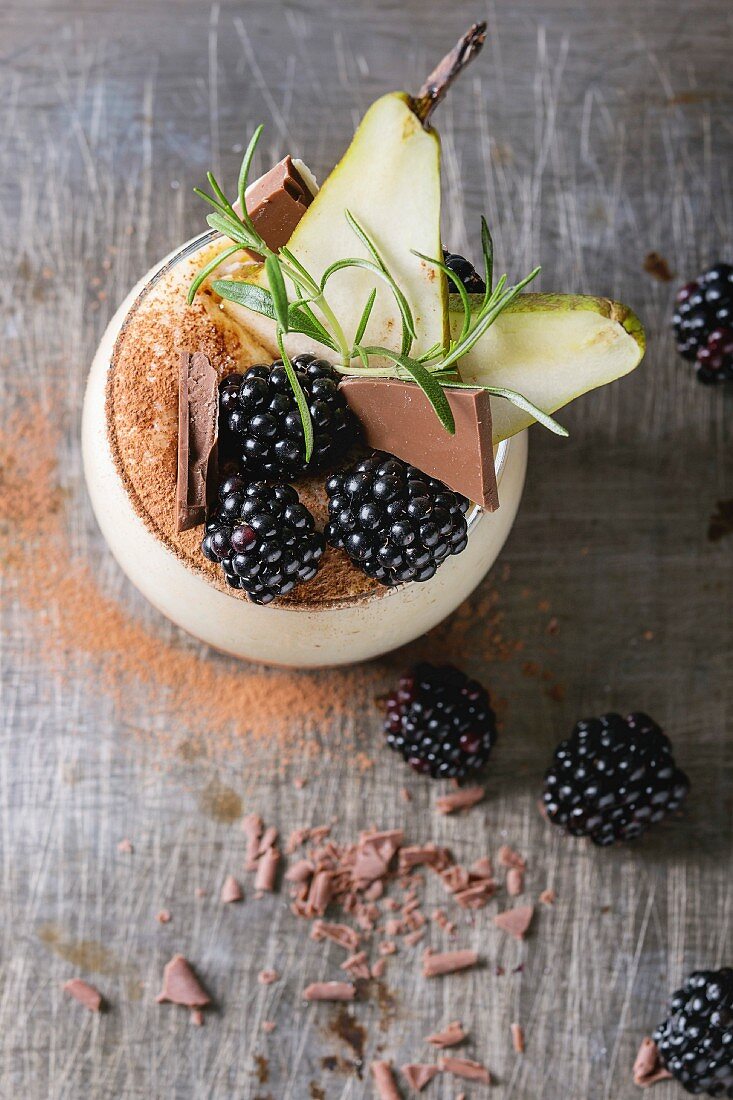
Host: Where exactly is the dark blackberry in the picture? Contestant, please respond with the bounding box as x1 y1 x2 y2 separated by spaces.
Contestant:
673 263 733 372
324 453 469 587
653 968 733 1096
695 327 733 384
542 712 689 846
384 663 497 779
201 475 324 604
219 355 356 480
443 249 486 294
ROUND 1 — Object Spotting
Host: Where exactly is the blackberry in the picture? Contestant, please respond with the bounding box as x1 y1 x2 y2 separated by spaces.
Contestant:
653 968 733 1096
201 475 324 604
673 263 733 375
696 327 733 384
443 249 486 294
218 355 356 480
324 453 469 587
542 712 689 846
384 663 497 779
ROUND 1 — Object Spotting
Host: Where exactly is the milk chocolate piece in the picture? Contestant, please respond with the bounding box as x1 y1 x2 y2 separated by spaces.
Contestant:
244 156 314 258
339 378 498 509
156 954 211 1008
176 351 218 532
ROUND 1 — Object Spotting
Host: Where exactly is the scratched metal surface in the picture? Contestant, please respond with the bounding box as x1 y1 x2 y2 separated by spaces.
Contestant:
0 1 732 1098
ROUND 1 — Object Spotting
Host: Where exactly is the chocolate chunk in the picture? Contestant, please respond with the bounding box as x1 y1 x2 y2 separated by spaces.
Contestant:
176 351 218 532
156 954 211 1008
339 377 497 510
63 978 104 1012
244 156 314 258
220 874 243 904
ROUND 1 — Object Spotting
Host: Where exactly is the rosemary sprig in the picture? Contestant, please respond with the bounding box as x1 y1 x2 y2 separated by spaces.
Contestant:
188 124 568 447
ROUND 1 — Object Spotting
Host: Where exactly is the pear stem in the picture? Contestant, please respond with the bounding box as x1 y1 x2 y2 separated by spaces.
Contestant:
411 22 487 127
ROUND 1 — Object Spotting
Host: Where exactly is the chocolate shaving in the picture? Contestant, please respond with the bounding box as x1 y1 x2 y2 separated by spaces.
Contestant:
310 919 360 951
176 351 218 532
436 786 485 814
426 1020 467 1048
494 905 534 940
539 887 556 906
340 379 498 510
633 1037 673 1088
497 845 526 871
303 981 355 1002
340 951 372 981
371 1061 401 1100
63 978 104 1012
511 1022 525 1053
254 846 280 892
285 858 314 884
190 1008 204 1027
220 874 243 903
439 1055 491 1084
506 867 524 896
401 1063 441 1091
156 954 211 1008
242 813 263 870
352 829 403 884
422 948 478 978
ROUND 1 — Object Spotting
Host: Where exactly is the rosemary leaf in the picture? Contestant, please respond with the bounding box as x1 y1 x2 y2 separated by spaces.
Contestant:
277 331 314 462
480 216 494 299
237 124 264 234
265 254 289 332
352 288 377 348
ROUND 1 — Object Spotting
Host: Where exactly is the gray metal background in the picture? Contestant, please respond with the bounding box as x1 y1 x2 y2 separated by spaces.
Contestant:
0 1 731 1097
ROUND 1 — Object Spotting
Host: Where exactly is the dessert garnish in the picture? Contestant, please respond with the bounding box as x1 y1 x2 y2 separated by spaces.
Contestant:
201 476 324 602
422 948 479 978
218 354 355 480
493 905 534 940
371 1061 401 1100
155 954 211 1010
324 454 469 587
632 1037 672 1089
672 261 733 383
63 977 104 1012
383 663 497 780
176 350 218 532
426 1020 467 1048
187 24 565 455
242 155 314 258
303 981 356 1002
541 712 690 846
438 1055 492 1084
650 968 733 1095
338 376 497 508
401 1063 441 1091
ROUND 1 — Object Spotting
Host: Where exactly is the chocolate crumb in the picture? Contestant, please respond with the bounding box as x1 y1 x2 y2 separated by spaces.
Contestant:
156 909 172 924
262 1020 277 1033
63 978 104 1012
371 1060 401 1099
506 867 524 896
494 905 534 940
643 251 674 282
303 981 356 1003
156 955 211 1009
539 888 556 906
426 1020 467 1048
422 949 479 978
633 1037 673 1088
436 787 485 815
401 1063 441 1091
117 838 134 854
258 969 279 986
190 1008 204 1027
439 1055 491 1084
497 845 526 871
220 875 244 903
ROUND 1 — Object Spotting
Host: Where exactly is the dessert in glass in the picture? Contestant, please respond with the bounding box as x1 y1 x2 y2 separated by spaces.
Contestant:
82 24 644 668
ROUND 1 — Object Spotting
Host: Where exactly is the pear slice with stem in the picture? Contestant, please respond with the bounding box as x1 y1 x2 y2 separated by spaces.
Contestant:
450 292 645 444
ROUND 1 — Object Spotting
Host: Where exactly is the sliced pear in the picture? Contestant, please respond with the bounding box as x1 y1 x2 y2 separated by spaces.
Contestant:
451 293 645 444
226 93 446 366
